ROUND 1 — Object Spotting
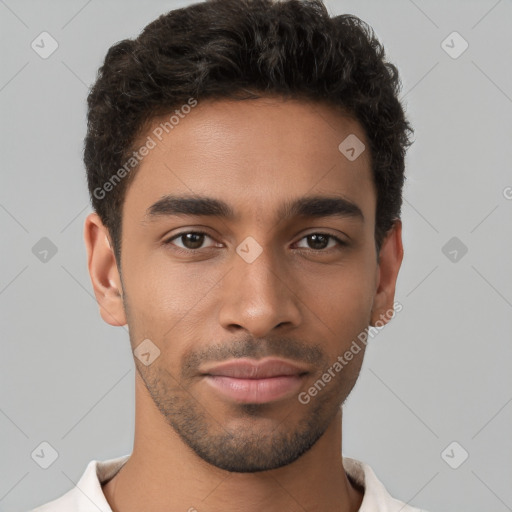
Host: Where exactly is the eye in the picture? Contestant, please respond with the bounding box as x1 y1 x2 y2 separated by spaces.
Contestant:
163 231 347 255
164 231 218 252
295 233 347 252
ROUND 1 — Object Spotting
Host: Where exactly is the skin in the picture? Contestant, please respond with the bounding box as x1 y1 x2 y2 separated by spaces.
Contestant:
84 96 403 512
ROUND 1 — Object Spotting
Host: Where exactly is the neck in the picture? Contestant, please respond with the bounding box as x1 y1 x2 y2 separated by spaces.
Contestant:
102 375 363 512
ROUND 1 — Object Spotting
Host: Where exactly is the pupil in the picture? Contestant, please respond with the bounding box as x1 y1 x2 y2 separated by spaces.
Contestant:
183 233 204 249
309 234 328 250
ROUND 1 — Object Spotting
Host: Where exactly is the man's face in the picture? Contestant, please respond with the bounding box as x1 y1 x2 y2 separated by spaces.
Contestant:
88 97 401 472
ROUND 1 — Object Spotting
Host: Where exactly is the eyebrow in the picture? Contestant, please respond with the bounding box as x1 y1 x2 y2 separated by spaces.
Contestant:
145 194 364 224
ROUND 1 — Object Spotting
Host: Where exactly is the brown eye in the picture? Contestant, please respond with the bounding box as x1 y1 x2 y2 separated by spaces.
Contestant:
165 231 216 251
295 233 346 251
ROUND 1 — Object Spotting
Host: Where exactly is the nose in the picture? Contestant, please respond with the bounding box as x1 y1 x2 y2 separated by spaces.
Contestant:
218 243 302 338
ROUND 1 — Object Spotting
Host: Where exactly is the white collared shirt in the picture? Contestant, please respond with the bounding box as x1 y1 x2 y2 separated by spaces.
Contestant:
30 454 428 511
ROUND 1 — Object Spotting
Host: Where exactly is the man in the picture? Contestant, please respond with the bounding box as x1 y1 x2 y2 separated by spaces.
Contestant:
32 0 426 510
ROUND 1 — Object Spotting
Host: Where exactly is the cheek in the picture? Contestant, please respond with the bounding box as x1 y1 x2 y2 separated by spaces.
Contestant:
310 288 373 356
299 261 375 332
123 251 222 335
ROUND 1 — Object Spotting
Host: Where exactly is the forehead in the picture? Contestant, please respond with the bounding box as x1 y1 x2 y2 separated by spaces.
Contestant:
123 97 375 225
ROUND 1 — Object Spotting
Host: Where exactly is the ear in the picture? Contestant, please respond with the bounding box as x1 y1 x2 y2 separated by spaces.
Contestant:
370 219 404 327
84 212 127 327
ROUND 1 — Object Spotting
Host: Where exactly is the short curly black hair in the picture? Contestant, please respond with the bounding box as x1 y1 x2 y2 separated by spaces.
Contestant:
84 0 414 269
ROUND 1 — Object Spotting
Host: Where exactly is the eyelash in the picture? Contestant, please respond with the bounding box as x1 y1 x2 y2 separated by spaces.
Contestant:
163 230 347 255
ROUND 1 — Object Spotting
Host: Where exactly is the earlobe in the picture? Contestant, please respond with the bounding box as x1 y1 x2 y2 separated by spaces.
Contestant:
84 212 127 327
369 220 404 327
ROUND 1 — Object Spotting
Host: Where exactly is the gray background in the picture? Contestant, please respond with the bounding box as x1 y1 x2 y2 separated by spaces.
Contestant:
1 0 511 511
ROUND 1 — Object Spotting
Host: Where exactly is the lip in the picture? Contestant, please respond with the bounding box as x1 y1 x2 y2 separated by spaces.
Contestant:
201 358 309 404
202 358 310 378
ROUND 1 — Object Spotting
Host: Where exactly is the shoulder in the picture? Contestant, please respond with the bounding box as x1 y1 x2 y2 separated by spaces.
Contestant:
343 457 430 512
28 454 131 512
